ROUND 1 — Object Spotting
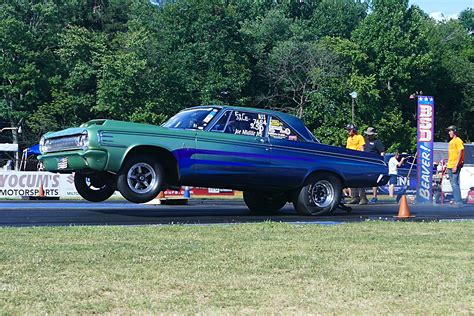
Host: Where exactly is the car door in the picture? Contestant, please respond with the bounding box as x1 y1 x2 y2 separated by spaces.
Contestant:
266 115 309 188
193 109 271 189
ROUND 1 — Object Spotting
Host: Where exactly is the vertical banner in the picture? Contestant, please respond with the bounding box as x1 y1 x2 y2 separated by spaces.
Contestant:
416 96 434 204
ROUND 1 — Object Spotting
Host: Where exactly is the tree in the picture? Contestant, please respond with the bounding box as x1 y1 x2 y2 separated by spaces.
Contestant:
28 0 167 131
426 18 474 142
304 37 379 146
459 8 473 33
309 0 368 39
240 8 294 102
263 40 346 118
351 0 435 151
28 26 107 134
0 1 62 167
1 0 472 156
154 0 252 111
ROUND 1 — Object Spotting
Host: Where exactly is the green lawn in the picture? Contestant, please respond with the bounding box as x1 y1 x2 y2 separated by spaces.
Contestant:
1 221 472 314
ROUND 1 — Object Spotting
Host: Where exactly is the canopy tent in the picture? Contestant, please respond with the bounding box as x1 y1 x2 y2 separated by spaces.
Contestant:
20 144 40 170
24 144 41 155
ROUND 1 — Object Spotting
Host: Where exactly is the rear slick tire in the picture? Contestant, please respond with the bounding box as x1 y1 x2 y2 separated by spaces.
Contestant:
243 191 287 214
293 173 342 216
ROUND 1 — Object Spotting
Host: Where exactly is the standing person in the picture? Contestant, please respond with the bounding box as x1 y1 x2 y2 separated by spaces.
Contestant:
363 127 385 203
346 124 365 151
446 125 465 207
388 151 406 198
345 124 366 204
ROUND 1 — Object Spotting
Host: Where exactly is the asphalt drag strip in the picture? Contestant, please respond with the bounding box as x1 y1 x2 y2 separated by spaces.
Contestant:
0 199 473 227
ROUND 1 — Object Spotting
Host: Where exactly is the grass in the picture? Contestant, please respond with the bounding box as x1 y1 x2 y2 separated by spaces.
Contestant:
0 221 473 314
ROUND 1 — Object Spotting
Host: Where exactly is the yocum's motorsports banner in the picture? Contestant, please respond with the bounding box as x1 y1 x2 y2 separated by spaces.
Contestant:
0 171 235 199
0 171 77 198
416 96 434 204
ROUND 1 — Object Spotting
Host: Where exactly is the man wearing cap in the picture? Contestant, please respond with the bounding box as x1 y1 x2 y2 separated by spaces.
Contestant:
346 124 365 151
446 125 465 207
345 124 366 204
363 127 385 203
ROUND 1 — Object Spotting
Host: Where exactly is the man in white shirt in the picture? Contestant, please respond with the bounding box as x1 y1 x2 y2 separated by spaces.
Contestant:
388 152 406 198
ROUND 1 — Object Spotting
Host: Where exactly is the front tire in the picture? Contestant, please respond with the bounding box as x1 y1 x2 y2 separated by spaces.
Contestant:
74 172 116 202
117 155 164 203
243 191 287 214
293 173 342 215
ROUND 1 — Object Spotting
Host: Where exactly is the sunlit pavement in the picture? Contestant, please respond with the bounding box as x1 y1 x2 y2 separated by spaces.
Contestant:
0 199 472 227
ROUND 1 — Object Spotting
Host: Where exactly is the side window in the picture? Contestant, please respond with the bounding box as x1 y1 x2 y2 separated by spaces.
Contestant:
269 116 303 141
223 111 267 137
210 111 231 132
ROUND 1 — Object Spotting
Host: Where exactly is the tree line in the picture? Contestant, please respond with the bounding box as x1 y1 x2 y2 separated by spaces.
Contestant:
1 0 473 153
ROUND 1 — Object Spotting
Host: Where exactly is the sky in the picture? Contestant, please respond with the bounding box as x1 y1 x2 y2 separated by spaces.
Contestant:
409 0 473 20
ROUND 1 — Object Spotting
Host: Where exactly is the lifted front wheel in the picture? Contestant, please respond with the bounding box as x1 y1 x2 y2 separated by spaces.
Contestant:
74 172 116 202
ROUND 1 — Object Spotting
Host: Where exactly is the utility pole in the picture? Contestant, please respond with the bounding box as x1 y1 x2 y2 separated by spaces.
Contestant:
349 91 358 124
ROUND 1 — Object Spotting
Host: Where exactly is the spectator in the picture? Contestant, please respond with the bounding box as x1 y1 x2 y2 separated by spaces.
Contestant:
345 124 367 204
37 161 45 171
3 160 13 171
446 125 464 207
363 127 385 203
388 152 406 198
345 124 365 151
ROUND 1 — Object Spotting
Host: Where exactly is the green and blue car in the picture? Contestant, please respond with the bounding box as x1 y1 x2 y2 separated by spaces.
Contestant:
39 106 388 215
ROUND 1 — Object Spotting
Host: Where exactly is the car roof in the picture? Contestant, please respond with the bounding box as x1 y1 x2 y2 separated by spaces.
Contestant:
187 105 315 141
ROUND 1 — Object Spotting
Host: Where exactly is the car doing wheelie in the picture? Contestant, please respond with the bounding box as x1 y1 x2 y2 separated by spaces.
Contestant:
39 106 388 215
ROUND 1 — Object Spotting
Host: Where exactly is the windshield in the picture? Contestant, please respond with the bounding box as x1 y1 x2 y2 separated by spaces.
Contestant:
162 107 221 130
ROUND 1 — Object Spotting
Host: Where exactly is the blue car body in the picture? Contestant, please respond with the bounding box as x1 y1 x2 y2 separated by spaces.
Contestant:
163 106 389 191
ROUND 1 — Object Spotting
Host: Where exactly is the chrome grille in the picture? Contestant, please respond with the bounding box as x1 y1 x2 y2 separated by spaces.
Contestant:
45 136 80 152
42 134 88 153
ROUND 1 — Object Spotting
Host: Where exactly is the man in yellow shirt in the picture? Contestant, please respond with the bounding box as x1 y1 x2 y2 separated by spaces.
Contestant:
345 124 367 204
446 125 464 207
346 124 365 151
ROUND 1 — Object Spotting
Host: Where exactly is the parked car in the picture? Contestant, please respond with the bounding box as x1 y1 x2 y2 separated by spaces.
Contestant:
38 106 389 215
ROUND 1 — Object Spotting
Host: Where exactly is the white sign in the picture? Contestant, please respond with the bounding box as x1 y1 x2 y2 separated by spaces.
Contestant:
0 143 18 152
0 171 77 198
0 171 124 199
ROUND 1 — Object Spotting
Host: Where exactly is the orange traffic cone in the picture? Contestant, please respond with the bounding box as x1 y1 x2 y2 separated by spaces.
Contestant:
396 195 414 219
38 184 45 197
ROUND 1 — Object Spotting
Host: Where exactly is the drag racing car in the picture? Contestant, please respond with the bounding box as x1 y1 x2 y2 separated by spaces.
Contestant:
38 106 389 215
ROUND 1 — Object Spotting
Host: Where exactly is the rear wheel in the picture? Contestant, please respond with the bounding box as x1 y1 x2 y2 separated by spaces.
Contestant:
74 172 116 202
243 191 287 214
117 155 164 203
293 173 342 215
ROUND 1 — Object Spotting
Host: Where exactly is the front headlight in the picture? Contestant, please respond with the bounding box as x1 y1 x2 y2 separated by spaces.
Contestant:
39 137 47 154
75 131 89 149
